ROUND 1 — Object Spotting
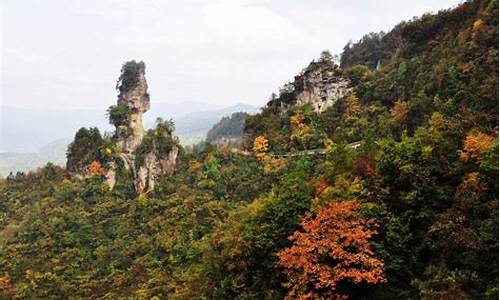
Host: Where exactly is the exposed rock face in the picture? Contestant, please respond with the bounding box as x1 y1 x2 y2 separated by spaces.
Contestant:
295 61 351 113
268 60 351 113
105 162 116 190
109 61 178 193
116 64 150 156
135 146 178 192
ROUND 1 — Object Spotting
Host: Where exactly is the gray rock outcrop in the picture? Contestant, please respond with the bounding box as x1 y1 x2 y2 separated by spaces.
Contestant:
267 59 351 113
135 146 178 192
295 61 351 113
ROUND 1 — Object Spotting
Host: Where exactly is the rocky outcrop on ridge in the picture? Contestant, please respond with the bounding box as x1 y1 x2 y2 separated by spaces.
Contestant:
267 59 351 113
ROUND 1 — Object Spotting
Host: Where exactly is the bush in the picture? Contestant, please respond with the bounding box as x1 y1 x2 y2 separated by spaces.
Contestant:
107 105 131 127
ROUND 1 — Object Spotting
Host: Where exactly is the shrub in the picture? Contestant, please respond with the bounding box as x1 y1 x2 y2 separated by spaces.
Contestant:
107 105 131 127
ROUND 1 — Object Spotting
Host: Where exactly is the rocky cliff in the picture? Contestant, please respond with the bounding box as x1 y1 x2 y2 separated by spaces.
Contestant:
115 62 150 156
66 61 179 193
108 61 178 193
267 59 351 113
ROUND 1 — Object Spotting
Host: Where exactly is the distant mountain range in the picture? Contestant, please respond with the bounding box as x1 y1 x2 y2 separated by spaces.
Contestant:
169 103 259 136
0 138 70 176
0 102 259 175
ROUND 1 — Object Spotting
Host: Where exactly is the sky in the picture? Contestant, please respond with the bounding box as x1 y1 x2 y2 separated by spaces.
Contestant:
2 0 461 110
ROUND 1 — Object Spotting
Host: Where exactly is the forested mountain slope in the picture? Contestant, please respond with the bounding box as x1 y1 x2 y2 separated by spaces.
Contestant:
0 0 498 299
206 112 250 144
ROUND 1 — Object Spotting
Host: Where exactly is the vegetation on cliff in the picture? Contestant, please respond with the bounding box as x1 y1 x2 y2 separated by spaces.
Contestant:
107 104 132 128
134 118 177 169
116 60 147 94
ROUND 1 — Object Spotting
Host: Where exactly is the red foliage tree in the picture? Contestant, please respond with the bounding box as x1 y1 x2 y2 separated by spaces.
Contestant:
278 200 384 300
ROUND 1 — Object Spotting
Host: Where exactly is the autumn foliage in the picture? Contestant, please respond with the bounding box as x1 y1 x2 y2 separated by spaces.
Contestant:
390 99 410 125
261 155 288 174
86 160 106 177
459 131 494 162
278 200 384 300
344 92 361 117
253 135 269 159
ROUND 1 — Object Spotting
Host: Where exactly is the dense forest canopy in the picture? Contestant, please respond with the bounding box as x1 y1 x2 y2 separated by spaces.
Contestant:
0 0 498 299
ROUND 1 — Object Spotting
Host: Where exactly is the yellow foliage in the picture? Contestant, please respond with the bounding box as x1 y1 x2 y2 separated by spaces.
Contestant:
262 155 288 174
422 145 433 158
137 192 148 205
253 135 269 159
312 176 366 211
290 114 304 127
345 92 361 117
188 160 203 172
391 99 410 125
289 113 313 144
459 131 494 162
323 138 335 149
473 19 485 32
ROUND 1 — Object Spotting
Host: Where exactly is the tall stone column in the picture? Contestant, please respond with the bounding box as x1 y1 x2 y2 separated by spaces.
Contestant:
115 62 150 156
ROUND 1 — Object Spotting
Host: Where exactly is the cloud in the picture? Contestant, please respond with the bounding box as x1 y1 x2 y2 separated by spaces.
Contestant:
2 0 461 110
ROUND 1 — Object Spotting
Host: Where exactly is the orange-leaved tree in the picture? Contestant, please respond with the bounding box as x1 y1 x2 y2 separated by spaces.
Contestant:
87 160 106 177
459 131 495 162
278 200 384 300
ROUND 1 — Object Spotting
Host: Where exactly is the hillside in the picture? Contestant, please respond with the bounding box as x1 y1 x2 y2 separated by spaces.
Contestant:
206 112 250 144
0 1 498 299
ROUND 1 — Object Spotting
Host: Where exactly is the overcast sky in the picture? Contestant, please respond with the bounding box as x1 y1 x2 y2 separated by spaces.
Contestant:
2 0 461 110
